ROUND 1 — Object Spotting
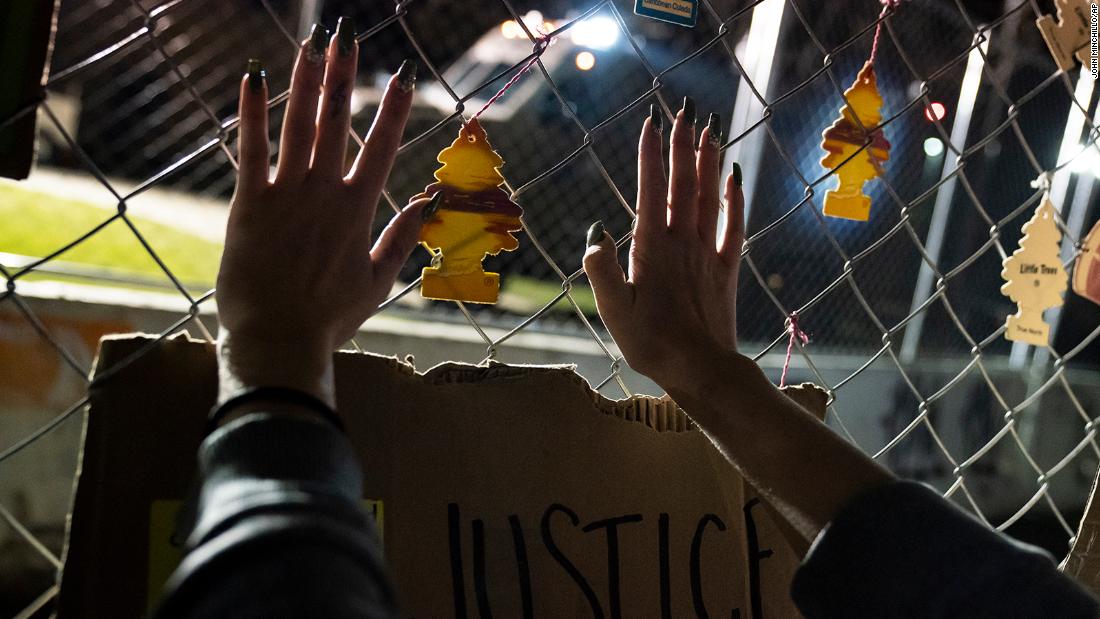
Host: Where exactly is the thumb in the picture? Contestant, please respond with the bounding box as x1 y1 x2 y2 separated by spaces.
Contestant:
582 221 632 324
371 192 443 285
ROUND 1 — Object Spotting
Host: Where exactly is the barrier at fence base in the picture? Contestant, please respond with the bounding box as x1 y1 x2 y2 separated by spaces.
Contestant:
58 334 826 617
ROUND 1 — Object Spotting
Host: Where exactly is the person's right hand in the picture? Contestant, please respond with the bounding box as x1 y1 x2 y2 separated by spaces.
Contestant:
583 101 745 395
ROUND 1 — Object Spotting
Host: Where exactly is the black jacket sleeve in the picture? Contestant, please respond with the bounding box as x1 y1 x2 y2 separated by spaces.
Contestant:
154 413 399 619
791 480 1099 618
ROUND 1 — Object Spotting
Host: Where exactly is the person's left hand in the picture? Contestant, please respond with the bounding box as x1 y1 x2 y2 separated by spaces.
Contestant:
216 20 435 406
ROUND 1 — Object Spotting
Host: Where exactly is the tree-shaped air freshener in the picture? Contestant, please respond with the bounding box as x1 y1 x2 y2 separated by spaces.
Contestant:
1001 192 1068 345
819 61 891 221
416 119 523 304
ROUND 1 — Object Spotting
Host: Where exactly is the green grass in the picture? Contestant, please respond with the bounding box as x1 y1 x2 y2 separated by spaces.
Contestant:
503 275 597 315
0 182 597 315
0 182 222 290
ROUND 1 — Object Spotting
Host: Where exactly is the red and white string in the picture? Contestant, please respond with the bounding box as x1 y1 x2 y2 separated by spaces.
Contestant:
779 312 810 388
468 29 556 123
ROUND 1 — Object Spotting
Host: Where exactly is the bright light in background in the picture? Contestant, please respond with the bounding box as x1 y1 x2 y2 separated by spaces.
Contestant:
1068 143 1100 178
924 101 946 122
500 20 522 39
570 16 620 49
1055 74 1096 171
575 51 595 71
500 11 556 40
722 0 785 224
923 137 944 157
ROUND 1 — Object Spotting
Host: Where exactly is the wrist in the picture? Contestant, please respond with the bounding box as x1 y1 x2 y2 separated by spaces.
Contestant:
216 329 336 409
662 350 779 414
209 387 343 433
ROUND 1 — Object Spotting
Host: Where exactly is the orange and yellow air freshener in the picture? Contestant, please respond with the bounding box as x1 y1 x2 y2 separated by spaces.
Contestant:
417 119 523 304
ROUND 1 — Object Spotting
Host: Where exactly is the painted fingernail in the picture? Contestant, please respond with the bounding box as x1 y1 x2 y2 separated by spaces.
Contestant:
396 58 417 92
649 103 662 133
246 58 264 92
422 192 444 221
681 96 695 125
336 16 356 57
586 220 605 247
307 23 328 64
707 113 722 147
733 162 743 187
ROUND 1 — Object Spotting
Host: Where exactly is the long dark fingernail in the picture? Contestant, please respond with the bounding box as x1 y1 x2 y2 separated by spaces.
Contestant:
733 162 743 187
336 16 356 57
307 23 328 64
422 192 444 221
681 96 695 125
649 103 662 133
707 113 722 147
246 58 264 92
396 58 417 92
586 220 605 247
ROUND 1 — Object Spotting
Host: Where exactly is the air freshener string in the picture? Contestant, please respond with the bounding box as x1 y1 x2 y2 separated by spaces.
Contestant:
869 0 904 64
468 29 556 124
779 312 810 389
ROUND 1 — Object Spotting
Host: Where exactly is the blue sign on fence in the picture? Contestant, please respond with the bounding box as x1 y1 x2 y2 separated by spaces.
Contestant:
634 0 698 27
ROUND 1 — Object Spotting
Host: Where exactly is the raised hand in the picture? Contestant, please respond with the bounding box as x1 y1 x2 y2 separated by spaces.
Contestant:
582 99 744 395
216 19 439 406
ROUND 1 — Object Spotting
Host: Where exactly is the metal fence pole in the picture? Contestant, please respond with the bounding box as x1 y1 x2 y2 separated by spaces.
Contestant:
900 33 990 363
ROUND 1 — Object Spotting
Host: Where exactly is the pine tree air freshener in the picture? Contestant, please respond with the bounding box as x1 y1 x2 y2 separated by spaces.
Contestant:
416 119 523 304
1001 193 1068 345
819 61 891 221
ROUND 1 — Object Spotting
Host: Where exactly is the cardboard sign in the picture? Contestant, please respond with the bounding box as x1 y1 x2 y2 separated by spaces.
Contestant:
59 334 826 617
634 0 698 27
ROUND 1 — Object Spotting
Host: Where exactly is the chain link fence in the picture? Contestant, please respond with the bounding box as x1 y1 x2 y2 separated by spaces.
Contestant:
2 0 1100 614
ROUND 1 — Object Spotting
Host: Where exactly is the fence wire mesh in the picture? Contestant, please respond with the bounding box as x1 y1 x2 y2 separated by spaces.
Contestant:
2 0 1100 614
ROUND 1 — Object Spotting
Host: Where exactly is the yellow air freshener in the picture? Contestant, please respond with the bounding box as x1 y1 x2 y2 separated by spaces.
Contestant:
417 119 523 304
819 61 891 221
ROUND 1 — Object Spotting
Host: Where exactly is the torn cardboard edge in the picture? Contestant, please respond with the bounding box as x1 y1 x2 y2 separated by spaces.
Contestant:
90 331 826 437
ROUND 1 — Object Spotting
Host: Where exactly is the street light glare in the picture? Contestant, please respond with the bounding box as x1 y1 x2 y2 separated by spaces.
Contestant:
924 101 946 122
1068 144 1100 178
924 137 944 157
500 20 522 39
571 16 620 49
575 51 596 71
